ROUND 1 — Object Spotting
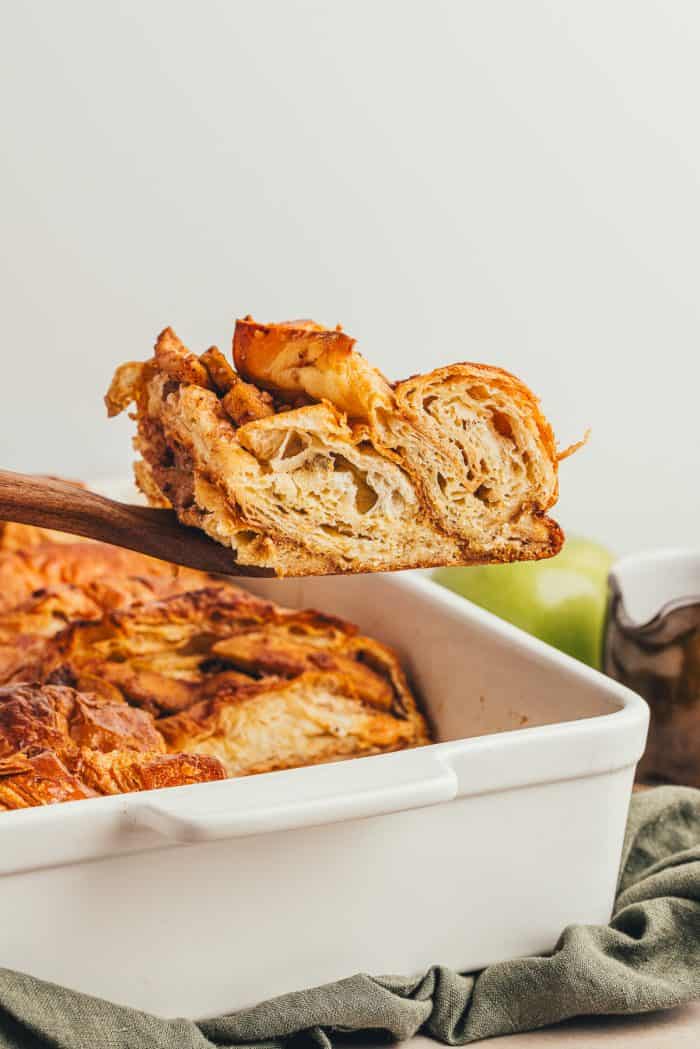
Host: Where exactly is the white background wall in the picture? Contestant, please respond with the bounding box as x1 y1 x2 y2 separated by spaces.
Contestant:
1 1 698 556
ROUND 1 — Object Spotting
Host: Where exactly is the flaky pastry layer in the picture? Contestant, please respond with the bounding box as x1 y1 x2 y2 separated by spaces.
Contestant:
106 318 568 575
0 528 214 685
0 528 430 807
28 585 429 776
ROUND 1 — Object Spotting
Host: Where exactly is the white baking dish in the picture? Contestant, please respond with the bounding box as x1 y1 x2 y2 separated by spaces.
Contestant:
0 508 648 1018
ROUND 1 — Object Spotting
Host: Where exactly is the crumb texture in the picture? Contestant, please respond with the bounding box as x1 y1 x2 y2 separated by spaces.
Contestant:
105 319 565 575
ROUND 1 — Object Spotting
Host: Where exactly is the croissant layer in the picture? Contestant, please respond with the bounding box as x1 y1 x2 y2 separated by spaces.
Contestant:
0 528 429 809
106 319 566 575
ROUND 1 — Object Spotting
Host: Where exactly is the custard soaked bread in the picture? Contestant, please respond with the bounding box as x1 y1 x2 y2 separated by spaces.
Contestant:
107 318 574 575
26 586 429 777
0 524 429 805
0 525 213 685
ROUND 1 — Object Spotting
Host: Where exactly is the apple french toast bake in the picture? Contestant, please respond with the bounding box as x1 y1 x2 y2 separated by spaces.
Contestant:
0 524 429 810
106 318 577 576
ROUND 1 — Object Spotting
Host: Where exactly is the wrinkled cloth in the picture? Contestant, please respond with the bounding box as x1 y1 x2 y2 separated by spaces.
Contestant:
1 786 699 1048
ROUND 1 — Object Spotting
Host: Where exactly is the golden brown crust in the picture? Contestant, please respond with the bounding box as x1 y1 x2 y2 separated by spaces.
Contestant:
0 535 218 686
0 745 224 810
0 534 210 616
11 583 428 779
0 684 76 759
104 361 148 418
0 521 429 805
233 317 392 419
108 317 569 575
154 328 212 388
74 747 224 796
0 682 164 760
199 346 238 393
221 376 275 426
32 585 417 718
0 682 225 810
0 506 289 688
0 751 98 810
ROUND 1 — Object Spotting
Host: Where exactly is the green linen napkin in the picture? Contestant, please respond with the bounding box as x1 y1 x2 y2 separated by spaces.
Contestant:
1 785 699 1049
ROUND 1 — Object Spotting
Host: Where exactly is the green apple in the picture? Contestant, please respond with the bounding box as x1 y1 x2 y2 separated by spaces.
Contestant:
433 536 614 669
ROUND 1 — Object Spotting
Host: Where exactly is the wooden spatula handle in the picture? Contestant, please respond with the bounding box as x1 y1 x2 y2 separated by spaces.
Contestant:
0 470 268 576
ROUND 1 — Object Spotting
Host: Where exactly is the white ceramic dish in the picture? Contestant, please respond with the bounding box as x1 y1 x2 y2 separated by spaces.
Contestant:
0 482 649 1018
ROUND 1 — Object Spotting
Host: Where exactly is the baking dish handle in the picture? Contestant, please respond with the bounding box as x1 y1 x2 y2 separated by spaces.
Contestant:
131 751 458 843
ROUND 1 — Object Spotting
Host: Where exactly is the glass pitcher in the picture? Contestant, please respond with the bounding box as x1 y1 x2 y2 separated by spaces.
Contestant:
604 550 700 787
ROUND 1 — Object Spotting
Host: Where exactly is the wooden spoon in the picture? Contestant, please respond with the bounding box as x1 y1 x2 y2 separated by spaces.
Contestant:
0 470 274 576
